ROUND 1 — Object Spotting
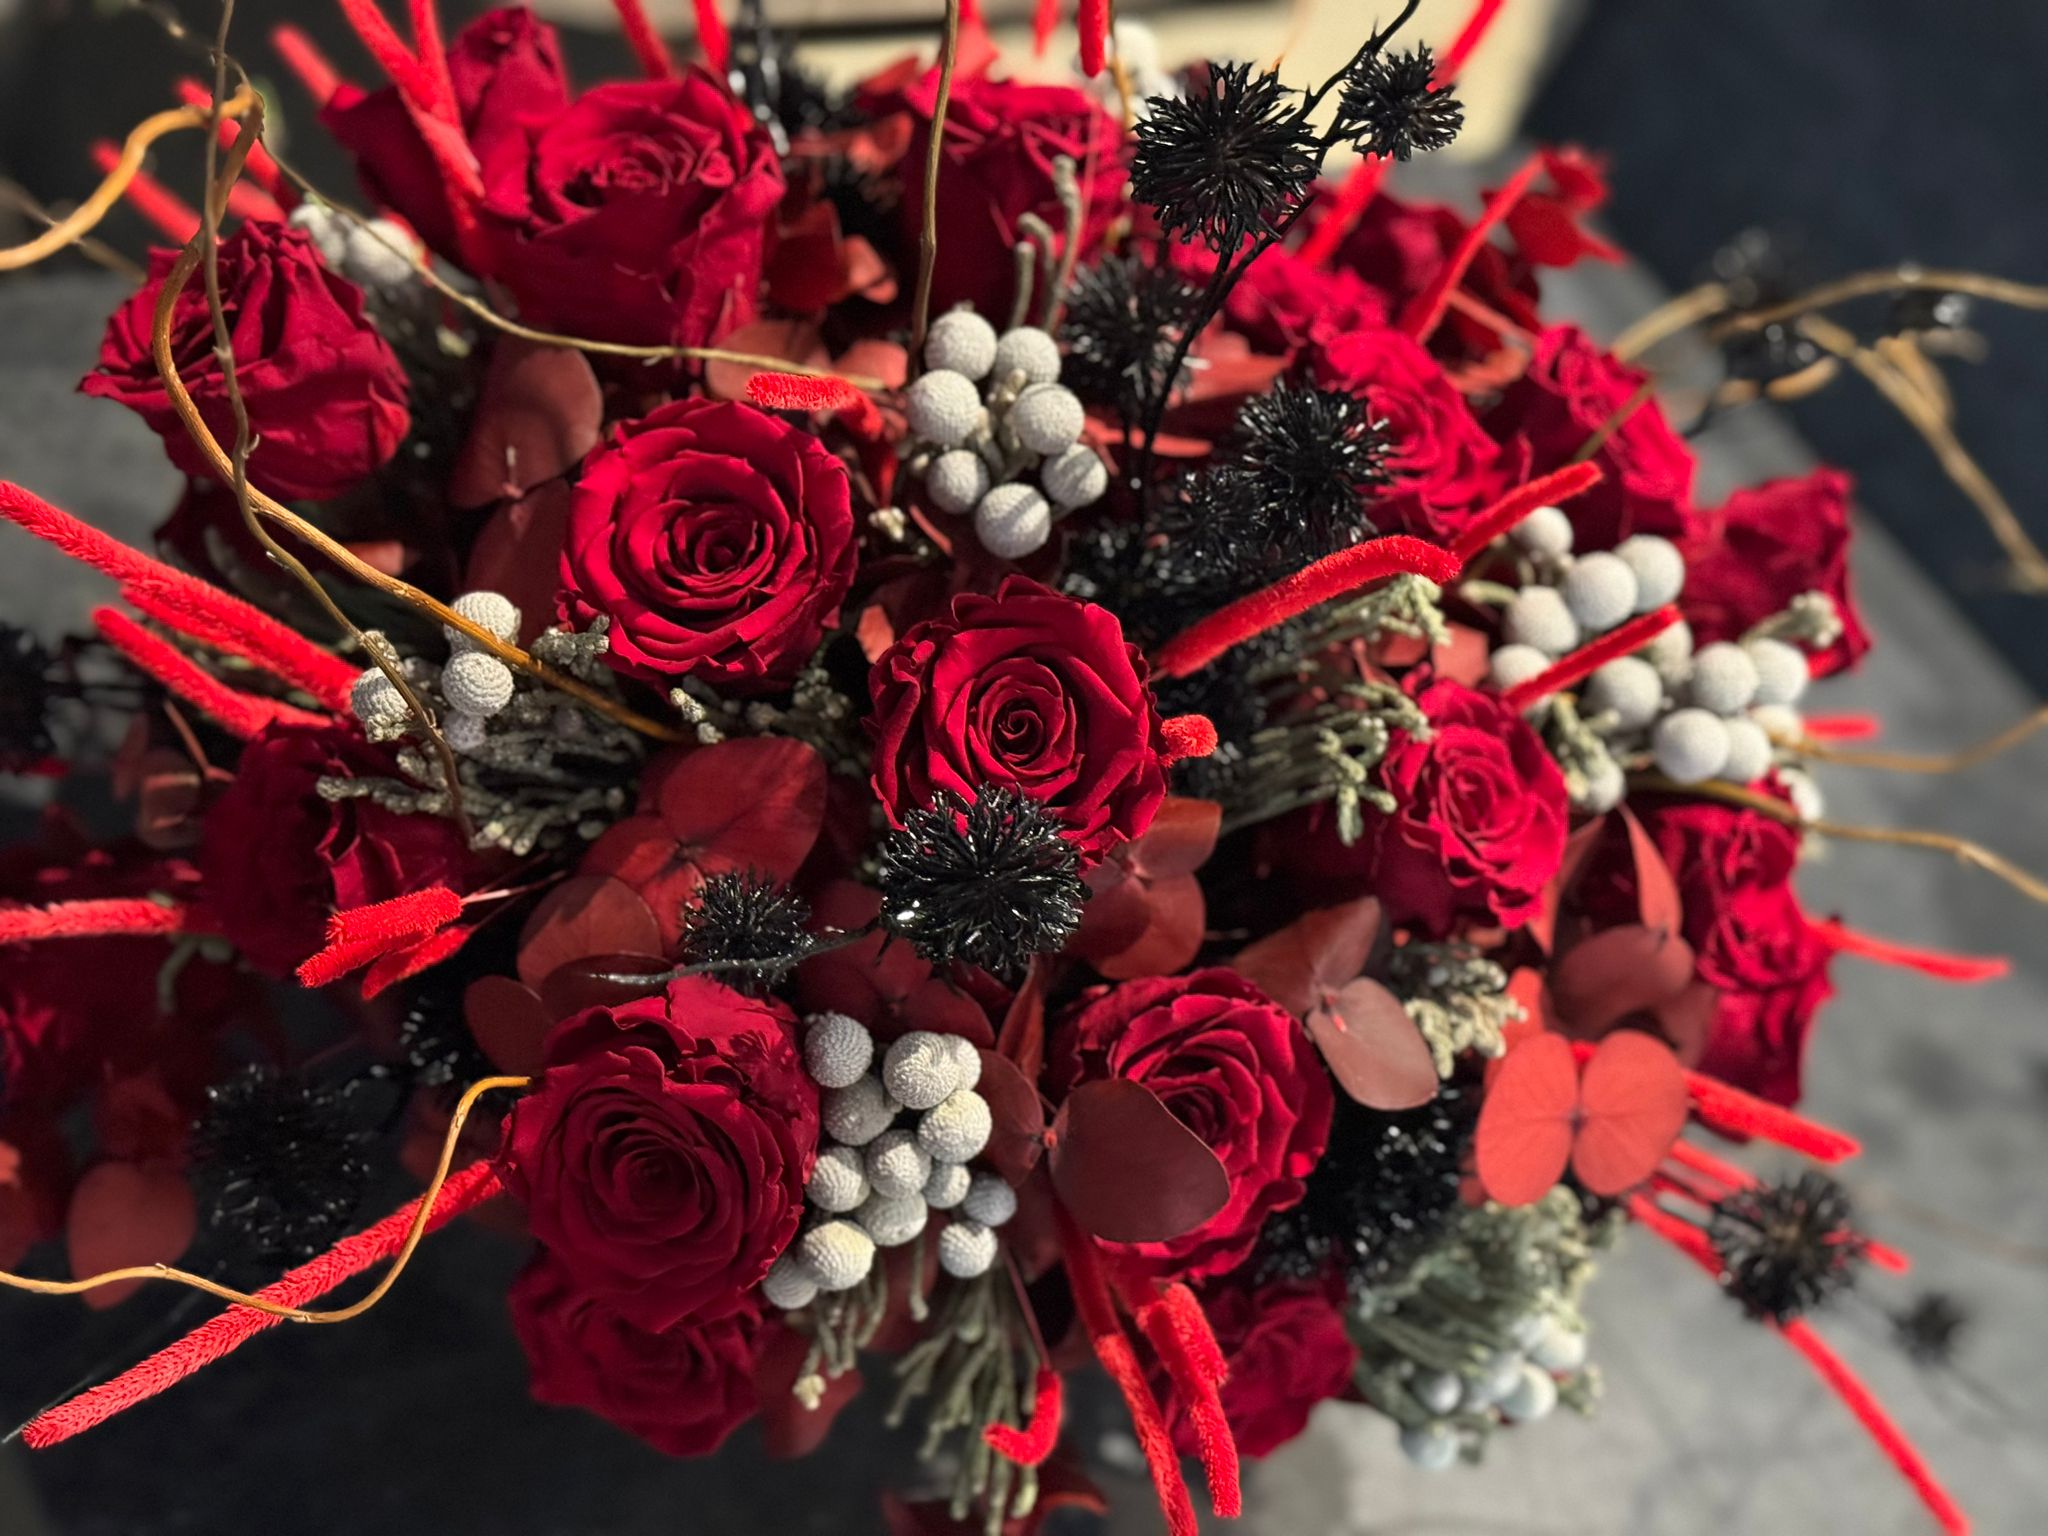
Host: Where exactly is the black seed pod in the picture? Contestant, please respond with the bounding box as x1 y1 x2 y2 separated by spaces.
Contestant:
1062 255 1205 413
191 1066 372 1265
1338 46 1464 162
1227 382 1390 559
1131 61 1323 249
1709 1171 1868 1323
679 872 814 994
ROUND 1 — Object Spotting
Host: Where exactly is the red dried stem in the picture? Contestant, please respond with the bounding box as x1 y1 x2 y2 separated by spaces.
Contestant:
1031 0 1059 57
91 143 197 243
691 0 731 73
407 0 459 124
983 1366 1064 1466
1813 918 2011 984
23 1161 504 1448
0 899 192 945
1398 150 1544 341
1159 714 1219 764
612 0 678 80
177 81 292 205
1448 461 1604 564
1437 0 1508 78
1664 1137 1755 1197
1502 605 1681 712
94 607 328 739
1136 1284 1241 1517
1804 712 1883 741
359 924 470 998
272 25 348 106
329 886 464 948
1078 0 1110 76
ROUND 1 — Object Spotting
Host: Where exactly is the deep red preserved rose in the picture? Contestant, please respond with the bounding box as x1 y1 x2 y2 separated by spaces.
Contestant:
867 577 1168 862
1163 1278 1356 1459
82 221 410 502
1312 326 1511 543
1328 189 1541 364
509 1252 766 1457
558 398 857 692
322 6 570 266
1049 969 1332 1282
1681 469 1871 678
1485 325 1698 549
197 725 472 977
499 975 819 1332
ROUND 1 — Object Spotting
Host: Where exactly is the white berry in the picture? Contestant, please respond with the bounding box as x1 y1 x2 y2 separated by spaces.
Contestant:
941 1034 982 1093
881 1031 961 1112
1488 643 1550 692
441 651 514 717
1040 443 1109 510
1411 1370 1462 1416
761 1252 818 1310
1745 637 1810 706
923 1161 972 1210
350 667 409 730
1652 708 1731 784
443 711 488 753
1750 702 1804 744
445 589 522 650
924 308 999 380
803 1012 874 1089
993 326 1061 387
906 370 983 448
1501 1363 1559 1422
1645 617 1695 685
1529 1319 1588 1374
1582 655 1662 732
806 1144 870 1214
937 1218 998 1278
857 1191 929 1248
1562 552 1639 633
1503 587 1580 656
1689 642 1760 715
926 449 992 515
1720 716 1772 785
339 217 422 290
1009 385 1084 457
288 203 351 267
1461 1353 1523 1411
1614 534 1685 610
1400 1423 1460 1471
961 1172 1017 1228
864 1128 933 1199
799 1220 875 1291
975 484 1053 560
1781 765 1825 822
821 1075 898 1147
1577 755 1625 815
1510 505 1574 557
918 1089 992 1165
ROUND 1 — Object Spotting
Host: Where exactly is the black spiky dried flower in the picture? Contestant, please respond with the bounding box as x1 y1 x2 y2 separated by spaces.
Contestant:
191 1065 372 1265
1337 45 1463 162
679 871 814 994
877 786 1084 975
1062 254 1206 413
1132 61 1323 250
1708 1171 1869 1323
0 623 57 772
1227 382 1391 558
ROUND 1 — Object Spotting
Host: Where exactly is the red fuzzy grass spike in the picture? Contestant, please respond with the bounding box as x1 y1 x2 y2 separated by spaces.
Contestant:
1298 158 1390 270
1663 1137 1754 1197
23 1161 503 1449
1160 714 1218 764
1078 0 1110 76
746 371 860 413
336 0 438 111
1814 919 2011 985
1805 712 1883 742
176 81 293 206
1157 1282 1228 1381
91 143 197 244
1503 605 1681 712
1032 0 1059 57
94 608 328 740
272 25 348 106
1437 0 1508 79
1571 1040 1858 1162
295 936 390 989
983 1366 1064 1466
1448 461 1604 565
224 180 286 224
1136 1284 1241 1518
360 924 471 998
1152 534 1461 680
692 0 731 73
613 0 678 79
0 899 191 945
407 0 459 123
327 886 464 949
1398 150 1545 341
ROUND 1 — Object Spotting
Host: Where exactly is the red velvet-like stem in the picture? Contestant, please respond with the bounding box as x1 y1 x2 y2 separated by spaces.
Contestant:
746 371 860 413
336 0 437 110
1813 919 2011 985
22 1161 503 1449
91 144 197 243
329 886 464 948
983 1366 1064 1466
1160 714 1218 764
406 0 460 124
1437 0 1508 78
1031 0 1059 56
1664 1137 1755 1196
1574 1041 1859 1162
1502 605 1681 712
272 25 348 106
1136 1285 1241 1518
1804 712 1883 742
0 899 192 945
1397 150 1544 341
1077 0 1110 76
1624 1191 1720 1270
1447 461 1604 565
613 0 678 79
175 83 295 206
1152 534 1461 680
691 0 732 73
94 608 328 740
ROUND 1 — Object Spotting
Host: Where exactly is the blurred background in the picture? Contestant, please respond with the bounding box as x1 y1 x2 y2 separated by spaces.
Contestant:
2 1 2046 1532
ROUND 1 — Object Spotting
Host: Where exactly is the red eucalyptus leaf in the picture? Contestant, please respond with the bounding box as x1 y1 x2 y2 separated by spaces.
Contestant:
994 958 1048 1078
447 338 602 508
1532 815 1613 954
516 874 663 990
1620 806 1684 936
1570 1030 1688 1197
538 951 671 1018
976 1049 1048 1187
1094 874 1206 981
1048 1080 1229 1244
654 737 827 883
580 815 705 952
1123 797 1221 881
1231 897 1384 1019
1474 1033 1578 1206
66 1161 196 1310
1549 924 1695 1034
1312 978 1440 1109
1070 867 1152 962
464 975 554 1076
463 480 574 646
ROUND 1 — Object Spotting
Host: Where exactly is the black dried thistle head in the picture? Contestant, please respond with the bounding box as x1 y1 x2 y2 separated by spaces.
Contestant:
818 156 902 259
679 872 814 994
1890 1291 1971 1368
1708 1171 1869 1324
1228 382 1390 559
877 787 1085 976
1132 61 1323 250
0 623 57 772
191 1065 372 1265
1338 45 1464 162
1062 255 1206 413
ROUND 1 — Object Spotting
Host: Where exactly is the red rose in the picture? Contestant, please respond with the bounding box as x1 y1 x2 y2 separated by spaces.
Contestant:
860 69 1125 321
559 398 857 692
1485 326 1699 549
1206 243 1390 355
82 222 409 501
1162 1278 1356 1459
197 725 472 976
1680 469 1871 677
509 1252 766 1457
1311 327 1511 543
1049 969 1332 1282
478 70 782 349
1326 189 1540 364
322 7 569 267
500 976 818 1331
1644 793 1835 1105
867 577 1168 862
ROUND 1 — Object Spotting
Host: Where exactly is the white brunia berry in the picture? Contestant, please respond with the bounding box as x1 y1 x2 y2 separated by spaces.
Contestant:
942 1033 982 1093
1040 443 1109 510
761 1252 818 1310
906 370 984 448
1745 637 1810 706
937 1218 998 1278
1645 617 1695 685
1577 755 1625 815
340 217 422 291
1412 1370 1462 1416
974 483 1053 560
1689 641 1761 715
806 1144 870 1214
1009 384 1085 456
1720 716 1773 784
821 1075 897 1147
1461 1353 1523 1411
1582 655 1662 732
993 326 1061 387
1652 707 1731 784
445 589 522 650
1528 1318 1588 1374
1501 1363 1559 1422
1510 505 1574 558
799 1220 876 1291
926 449 992 515
918 1089 992 1165
1749 702 1803 744
351 667 409 729
441 651 515 717
1400 1423 1460 1471
288 203 351 267
923 1160 972 1210
881 1031 961 1112
1488 643 1550 692
1503 587 1580 656
864 1128 933 1199
443 711 488 753
857 1191 929 1248
960 1172 1017 1228
924 308 999 380
803 1012 874 1089
1561 551 1640 633
1614 534 1685 610
1781 765 1825 822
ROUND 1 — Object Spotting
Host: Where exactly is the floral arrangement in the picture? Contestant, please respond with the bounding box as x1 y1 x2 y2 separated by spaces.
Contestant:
3 0 2042 1531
